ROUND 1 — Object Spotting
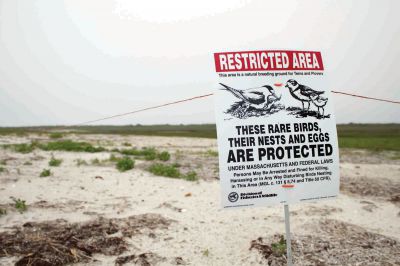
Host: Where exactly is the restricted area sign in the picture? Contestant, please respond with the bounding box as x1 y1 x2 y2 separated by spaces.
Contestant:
213 50 340 208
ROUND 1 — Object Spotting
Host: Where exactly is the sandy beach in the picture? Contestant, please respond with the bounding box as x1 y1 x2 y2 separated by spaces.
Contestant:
0 134 399 265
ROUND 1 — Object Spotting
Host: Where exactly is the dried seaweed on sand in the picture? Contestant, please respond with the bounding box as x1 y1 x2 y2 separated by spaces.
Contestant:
0 214 173 266
250 219 400 265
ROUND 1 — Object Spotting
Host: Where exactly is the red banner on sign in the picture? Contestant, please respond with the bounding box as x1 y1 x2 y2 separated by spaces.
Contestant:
214 50 324 72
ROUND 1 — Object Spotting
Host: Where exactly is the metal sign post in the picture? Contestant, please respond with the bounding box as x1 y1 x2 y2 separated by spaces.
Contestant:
284 204 293 266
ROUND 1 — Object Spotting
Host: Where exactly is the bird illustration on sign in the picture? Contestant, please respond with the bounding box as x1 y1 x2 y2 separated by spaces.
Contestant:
220 83 284 119
285 79 329 119
220 79 329 120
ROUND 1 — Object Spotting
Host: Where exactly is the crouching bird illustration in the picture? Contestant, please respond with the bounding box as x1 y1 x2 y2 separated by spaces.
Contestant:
220 83 281 116
285 79 328 117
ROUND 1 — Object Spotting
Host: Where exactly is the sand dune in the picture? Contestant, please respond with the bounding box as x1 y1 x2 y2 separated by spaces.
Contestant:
0 134 399 265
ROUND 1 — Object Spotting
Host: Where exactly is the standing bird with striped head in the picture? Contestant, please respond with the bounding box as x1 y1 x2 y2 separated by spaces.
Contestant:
285 79 328 117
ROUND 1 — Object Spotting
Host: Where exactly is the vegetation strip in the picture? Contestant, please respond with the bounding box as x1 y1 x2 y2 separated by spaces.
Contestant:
0 124 399 151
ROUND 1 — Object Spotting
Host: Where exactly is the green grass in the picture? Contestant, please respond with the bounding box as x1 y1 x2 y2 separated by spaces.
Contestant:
0 166 5 173
0 124 217 138
1 124 399 151
183 171 198 181
271 235 286 256
3 140 106 154
119 147 170 161
337 124 400 151
40 168 51 177
338 137 400 151
91 155 126 166
72 124 217 138
49 132 63 139
14 143 34 153
148 163 198 181
48 156 62 167
157 151 171 161
13 198 27 213
202 249 210 257
116 157 135 172
40 140 106 153
205 149 218 157
148 163 181 178
10 142 37 153
144 151 157 160
0 208 6 216
120 147 156 159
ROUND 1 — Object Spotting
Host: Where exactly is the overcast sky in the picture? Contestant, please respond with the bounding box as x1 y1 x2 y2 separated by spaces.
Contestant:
0 0 399 126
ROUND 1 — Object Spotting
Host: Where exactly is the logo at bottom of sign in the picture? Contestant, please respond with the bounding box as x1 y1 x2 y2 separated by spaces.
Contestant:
228 191 279 203
228 192 239 202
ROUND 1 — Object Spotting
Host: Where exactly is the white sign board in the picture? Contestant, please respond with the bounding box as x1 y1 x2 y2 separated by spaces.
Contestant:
213 50 340 208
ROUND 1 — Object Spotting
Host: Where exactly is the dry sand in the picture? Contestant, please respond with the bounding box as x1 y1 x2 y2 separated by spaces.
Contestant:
0 134 399 265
